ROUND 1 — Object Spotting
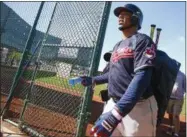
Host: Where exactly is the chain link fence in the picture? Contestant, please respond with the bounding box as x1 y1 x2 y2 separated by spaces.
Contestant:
1 2 111 137
1 1 42 122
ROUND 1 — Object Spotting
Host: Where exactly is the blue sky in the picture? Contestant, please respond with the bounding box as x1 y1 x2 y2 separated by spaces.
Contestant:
100 2 186 73
4 2 186 73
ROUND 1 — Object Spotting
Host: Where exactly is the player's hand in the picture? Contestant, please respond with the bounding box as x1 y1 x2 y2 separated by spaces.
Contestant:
80 76 95 87
90 109 122 137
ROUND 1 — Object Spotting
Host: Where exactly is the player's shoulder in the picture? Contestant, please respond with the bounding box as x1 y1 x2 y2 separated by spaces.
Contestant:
113 40 123 49
135 33 153 42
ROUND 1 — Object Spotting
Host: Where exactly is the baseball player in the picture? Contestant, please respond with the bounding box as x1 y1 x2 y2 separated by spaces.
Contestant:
81 3 158 137
166 70 186 137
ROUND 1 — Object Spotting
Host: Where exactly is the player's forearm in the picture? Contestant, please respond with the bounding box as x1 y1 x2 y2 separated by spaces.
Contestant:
93 72 109 85
115 68 153 117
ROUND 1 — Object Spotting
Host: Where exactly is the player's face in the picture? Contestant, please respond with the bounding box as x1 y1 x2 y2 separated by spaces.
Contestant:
118 11 132 27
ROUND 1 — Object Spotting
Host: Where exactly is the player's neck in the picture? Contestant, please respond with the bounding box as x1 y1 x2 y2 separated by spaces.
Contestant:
122 27 137 40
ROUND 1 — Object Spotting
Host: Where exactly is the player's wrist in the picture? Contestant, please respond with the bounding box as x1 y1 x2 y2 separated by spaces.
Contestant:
112 107 123 121
102 111 121 132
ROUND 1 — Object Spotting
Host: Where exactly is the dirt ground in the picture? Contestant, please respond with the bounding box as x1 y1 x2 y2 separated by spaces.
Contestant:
1 95 186 137
1 77 186 137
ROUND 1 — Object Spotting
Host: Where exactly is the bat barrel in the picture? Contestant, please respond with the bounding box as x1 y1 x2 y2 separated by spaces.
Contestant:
150 24 156 40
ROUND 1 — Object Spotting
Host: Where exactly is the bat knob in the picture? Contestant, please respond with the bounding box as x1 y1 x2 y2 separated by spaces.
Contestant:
151 24 156 27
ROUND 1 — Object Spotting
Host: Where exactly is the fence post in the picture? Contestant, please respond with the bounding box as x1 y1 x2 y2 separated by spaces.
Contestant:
19 2 58 125
1 2 45 117
76 2 112 137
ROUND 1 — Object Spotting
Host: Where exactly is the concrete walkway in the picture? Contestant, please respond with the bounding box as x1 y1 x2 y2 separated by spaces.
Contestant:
1 119 27 137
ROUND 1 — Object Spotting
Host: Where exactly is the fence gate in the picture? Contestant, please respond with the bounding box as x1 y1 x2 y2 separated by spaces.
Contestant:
1 2 111 137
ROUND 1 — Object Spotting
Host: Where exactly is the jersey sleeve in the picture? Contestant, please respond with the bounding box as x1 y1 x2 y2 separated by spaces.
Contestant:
134 36 156 73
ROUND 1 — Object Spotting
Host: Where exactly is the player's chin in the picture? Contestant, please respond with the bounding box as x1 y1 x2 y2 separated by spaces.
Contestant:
118 25 124 31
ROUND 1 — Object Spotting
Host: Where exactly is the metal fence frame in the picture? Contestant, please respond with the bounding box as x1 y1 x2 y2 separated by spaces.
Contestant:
1 2 111 137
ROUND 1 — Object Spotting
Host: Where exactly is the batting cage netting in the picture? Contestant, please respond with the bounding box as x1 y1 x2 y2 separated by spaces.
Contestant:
1 2 111 137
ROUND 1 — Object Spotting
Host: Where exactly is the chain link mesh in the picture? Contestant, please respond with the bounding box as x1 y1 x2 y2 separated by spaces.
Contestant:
20 2 108 136
1 2 111 137
1 2 41 121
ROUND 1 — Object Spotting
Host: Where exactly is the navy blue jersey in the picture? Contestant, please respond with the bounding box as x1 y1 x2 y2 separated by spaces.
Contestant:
103 63 110 74
108 33 156 99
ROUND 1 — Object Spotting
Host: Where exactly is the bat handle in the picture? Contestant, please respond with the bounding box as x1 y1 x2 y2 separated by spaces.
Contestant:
155 28 162 47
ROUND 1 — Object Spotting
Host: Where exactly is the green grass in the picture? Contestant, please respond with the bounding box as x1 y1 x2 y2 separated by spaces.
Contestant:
36 76 68 87
34 75 186 116
181 96 186 115
35 75 107 94
93 84 107 96
35 76 83 90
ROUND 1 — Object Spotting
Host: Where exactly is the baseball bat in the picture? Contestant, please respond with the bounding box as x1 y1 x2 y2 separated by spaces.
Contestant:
150 24 156 40
155 28 162 47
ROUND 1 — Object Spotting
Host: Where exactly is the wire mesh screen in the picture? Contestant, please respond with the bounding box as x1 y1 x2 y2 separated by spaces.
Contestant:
0 2 41 121
18 2 111 137
0 2 40 94
0 2 62 130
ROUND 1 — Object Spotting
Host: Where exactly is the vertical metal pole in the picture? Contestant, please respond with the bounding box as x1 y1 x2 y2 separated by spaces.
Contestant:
76 2 111 137
1 2 45 117
18 40 42 122
19 2 58 123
